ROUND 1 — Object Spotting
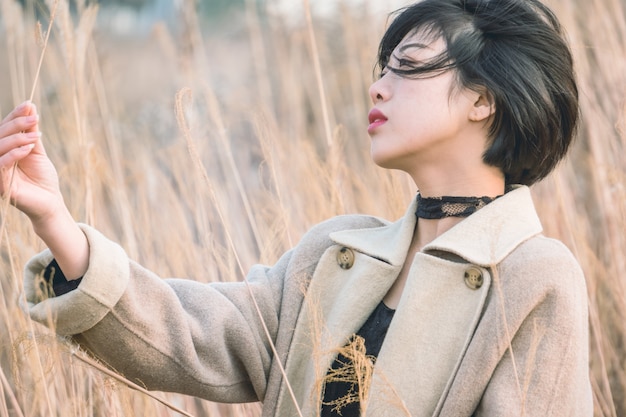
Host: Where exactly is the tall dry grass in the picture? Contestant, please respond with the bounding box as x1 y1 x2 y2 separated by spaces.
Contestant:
0 0 624 415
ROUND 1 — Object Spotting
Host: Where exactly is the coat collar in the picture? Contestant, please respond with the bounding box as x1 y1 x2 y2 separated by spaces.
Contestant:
330 185 543 267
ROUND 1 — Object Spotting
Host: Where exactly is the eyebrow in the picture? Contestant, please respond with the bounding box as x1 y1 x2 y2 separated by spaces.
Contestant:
398 42 433 53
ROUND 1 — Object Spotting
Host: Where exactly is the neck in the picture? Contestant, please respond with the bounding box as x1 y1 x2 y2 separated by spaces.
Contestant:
410 163 505 249
412 167 505 199
413 217 461 251
405 130 506 198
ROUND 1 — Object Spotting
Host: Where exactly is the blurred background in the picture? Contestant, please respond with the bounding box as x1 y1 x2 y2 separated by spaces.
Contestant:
0 0 625 415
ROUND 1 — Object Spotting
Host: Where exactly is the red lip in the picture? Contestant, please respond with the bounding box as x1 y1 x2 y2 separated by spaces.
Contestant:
368 108 388 133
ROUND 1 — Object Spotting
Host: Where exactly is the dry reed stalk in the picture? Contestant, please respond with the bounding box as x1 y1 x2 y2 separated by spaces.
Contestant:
254 113 295 248
178 0 267 266
175 87 304 417
0 363 25 417
59 1 100 226
551 171 619 417
0 2 195 415
307 279 410 416
245 0 273 109
319 336 374 415
371 371 412 417
1 0 625 415
200 81 264 253
303 0 334 149
28 0 59 102
300 285 326 417
0 0 59 256
68 349 196 417
86 40 139 259
489 264 525 414
1 0 27 102
0 3 60 414
520 319 547 411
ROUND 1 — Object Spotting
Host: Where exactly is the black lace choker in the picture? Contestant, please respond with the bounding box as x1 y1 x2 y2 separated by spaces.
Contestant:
415 194 501 219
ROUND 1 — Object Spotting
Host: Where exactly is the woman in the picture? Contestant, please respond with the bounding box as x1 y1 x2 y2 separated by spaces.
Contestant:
1 0 592 415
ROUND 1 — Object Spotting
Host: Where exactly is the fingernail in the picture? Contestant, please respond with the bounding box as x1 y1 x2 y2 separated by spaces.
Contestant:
21 143 35 152
27 131 42 138
26 114 39 123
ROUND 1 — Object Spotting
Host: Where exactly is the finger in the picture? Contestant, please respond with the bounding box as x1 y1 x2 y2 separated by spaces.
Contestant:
1 101 34 125
24 103 40 134
0 131 41 156
29 131 47 156
18 104 44 154
0 113 39 139
20 103 40 144
0 142 36 170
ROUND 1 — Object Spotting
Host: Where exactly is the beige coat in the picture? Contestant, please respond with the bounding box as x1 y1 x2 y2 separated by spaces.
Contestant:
24 185 592 416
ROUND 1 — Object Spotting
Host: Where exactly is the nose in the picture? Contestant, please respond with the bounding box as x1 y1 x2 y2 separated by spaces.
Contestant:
369 77 388 104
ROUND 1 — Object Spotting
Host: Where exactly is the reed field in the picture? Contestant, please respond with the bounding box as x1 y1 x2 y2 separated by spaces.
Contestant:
0 0 625 415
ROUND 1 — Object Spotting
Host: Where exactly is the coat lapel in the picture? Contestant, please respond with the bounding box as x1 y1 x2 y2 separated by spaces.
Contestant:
365 256 491 417
276 203 416 417
331 185 542 268
275 186 543 417
422 185 543 265
276 247 403 417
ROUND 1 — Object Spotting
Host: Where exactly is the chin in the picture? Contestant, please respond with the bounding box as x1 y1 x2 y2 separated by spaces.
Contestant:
370 145 388 166
370 151 387 168
371 145 398 168
370 140 413 170
371 154 397 170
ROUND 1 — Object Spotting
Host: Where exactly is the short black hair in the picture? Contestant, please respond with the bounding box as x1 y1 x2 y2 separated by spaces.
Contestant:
377 0 579 186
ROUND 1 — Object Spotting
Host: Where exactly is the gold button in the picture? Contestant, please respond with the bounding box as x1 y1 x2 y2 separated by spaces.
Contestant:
337 247 355 270
464 266 483 290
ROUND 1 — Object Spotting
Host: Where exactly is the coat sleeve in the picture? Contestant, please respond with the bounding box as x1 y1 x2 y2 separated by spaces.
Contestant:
474 237 593 416
23 223 291 403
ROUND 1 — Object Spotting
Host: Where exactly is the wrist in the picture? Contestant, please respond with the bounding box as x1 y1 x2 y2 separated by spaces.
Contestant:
29 198 72 238
30 204 90 281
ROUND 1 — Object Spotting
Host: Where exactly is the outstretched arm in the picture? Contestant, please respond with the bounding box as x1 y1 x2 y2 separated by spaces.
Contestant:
0 101 88 280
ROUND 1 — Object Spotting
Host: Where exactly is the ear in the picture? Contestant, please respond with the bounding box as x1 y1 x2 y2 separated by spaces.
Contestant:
468 88 495 122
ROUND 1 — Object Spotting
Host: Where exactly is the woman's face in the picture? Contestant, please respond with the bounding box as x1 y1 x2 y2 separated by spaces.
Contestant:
367 30 482 176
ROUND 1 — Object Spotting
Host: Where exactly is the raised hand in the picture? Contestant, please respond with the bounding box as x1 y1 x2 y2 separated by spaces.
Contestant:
1 101 89 280
0 101 63 223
